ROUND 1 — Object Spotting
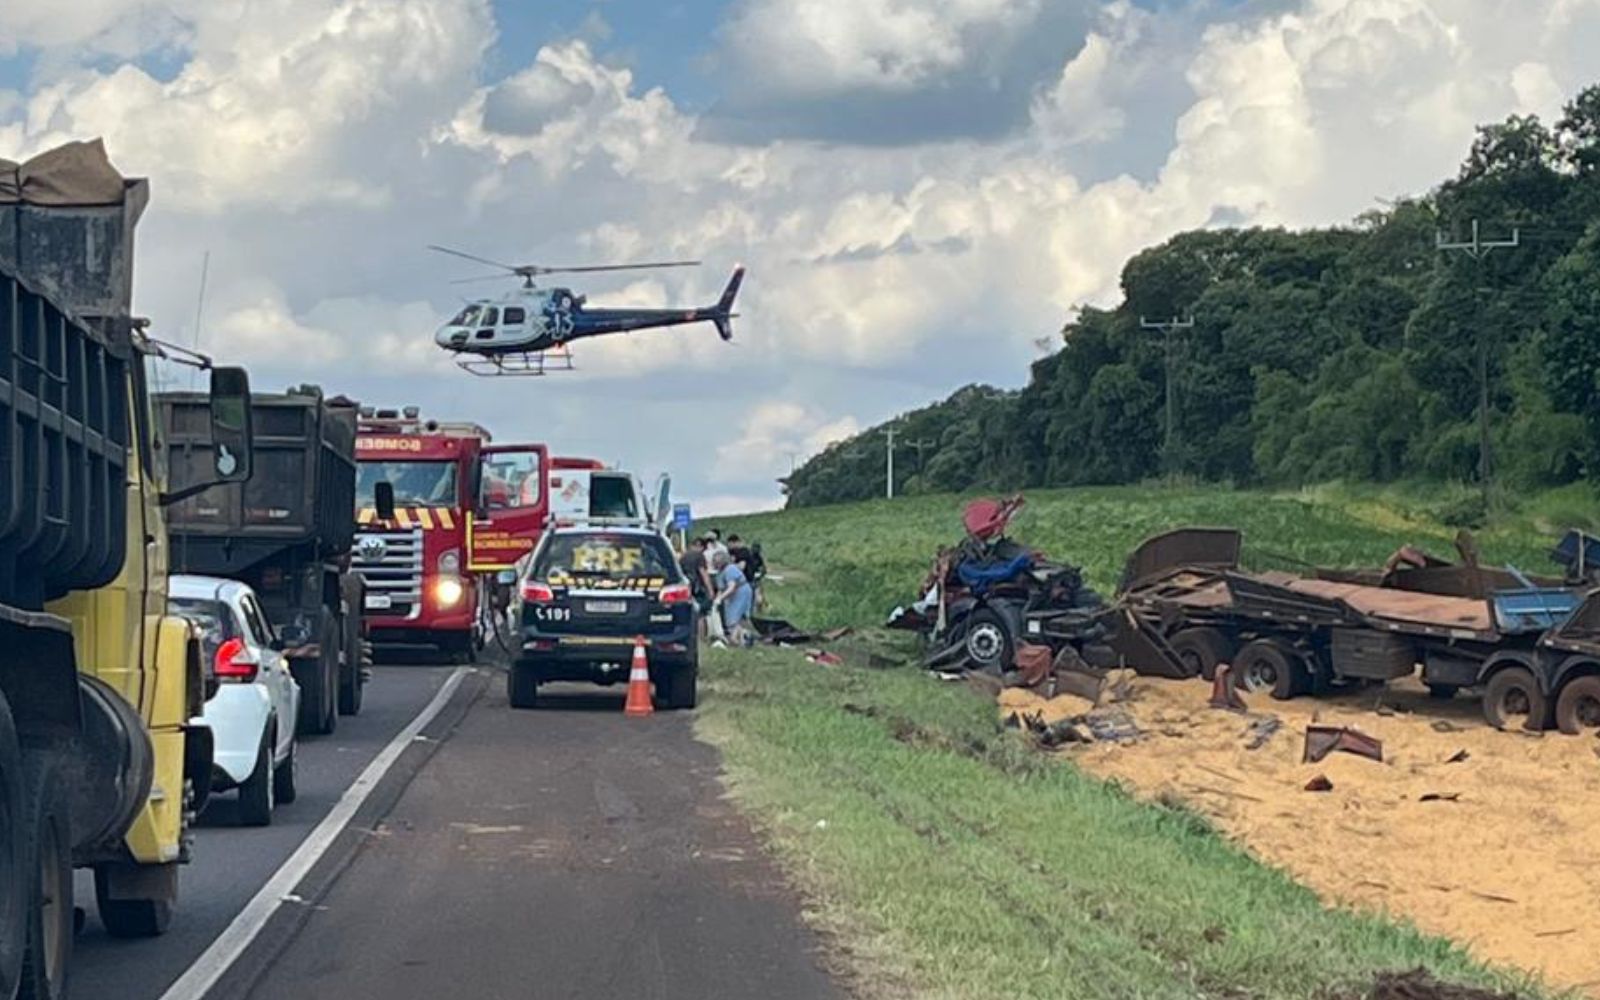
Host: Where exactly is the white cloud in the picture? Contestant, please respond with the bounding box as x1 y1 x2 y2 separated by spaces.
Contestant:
5 0 1600 513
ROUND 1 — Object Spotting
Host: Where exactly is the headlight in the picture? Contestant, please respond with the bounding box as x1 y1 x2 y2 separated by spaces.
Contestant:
438 549 461 574
435 576 464 607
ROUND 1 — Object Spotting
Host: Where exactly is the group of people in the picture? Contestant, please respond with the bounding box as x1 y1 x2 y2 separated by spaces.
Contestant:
678 528 765 648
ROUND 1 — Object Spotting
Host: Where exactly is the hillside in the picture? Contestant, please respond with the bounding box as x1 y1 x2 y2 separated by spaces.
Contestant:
713 482 1589 628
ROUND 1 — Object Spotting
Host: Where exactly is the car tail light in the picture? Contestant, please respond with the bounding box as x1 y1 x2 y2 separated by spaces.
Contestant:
214 637 260 683
520 580 555 604
658 583 692 605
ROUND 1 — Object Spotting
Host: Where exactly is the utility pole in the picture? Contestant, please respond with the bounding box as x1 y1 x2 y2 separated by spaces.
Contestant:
1436 220 1520 512
884 427 897 500
1140 315 1195 476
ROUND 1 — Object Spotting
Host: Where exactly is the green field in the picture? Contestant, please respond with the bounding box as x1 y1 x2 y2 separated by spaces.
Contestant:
710 482 1588 629
692 483 1588 999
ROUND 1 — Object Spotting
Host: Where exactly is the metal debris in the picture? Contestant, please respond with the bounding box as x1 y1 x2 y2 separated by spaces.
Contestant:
1303 724 1384 764
1304 774 1334 792
1244 714 1282 750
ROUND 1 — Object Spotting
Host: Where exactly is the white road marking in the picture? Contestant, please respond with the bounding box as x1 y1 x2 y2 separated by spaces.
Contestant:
157 666 471 1000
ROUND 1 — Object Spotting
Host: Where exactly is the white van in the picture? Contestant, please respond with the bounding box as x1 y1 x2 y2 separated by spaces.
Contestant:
547 466 671 531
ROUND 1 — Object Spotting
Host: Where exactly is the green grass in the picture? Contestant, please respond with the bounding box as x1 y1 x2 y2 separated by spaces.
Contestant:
712 482 1577 629
691 482 1586 997
698 643 1550 999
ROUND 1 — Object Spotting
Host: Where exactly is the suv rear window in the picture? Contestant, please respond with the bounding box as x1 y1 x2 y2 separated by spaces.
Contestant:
170 596 237 663
535 533 677 584
590 475 638 519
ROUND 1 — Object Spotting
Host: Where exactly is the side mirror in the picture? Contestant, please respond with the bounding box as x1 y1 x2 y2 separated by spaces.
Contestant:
375 480 397 522
207 366 253 483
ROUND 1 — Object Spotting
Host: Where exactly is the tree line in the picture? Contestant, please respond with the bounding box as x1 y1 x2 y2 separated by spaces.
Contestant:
784 83 1600 511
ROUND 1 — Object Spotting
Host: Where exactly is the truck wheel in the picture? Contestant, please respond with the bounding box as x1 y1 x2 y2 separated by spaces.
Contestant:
663 664 698 711
17 752 72 1000
507 661 540 710
1 694 25 1000
273 734 299 805
1169 627 1232 681
1235 639 1308 700
236 731 275 827
339 577 366 716
963 608 1015 675
298 614 340 737
1554 676 1600 736
1482 667 1547 732
94 865 174 938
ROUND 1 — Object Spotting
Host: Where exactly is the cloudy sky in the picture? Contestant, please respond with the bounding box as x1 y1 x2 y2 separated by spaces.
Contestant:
3 0 1597 513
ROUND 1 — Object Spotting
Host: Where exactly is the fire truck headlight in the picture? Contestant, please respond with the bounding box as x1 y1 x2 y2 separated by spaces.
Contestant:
435 576 465 608
438 549 461 574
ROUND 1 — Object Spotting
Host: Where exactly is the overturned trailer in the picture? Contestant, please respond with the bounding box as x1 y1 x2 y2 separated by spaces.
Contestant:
1120 528 1600 733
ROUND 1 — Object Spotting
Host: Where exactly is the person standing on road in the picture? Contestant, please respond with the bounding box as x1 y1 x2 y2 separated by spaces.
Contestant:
712 549 754 646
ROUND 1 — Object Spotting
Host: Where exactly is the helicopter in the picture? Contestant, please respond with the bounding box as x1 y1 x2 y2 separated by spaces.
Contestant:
428 245 745 376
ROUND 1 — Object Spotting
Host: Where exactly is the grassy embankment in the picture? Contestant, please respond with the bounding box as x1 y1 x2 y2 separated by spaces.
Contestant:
693 482 1591 999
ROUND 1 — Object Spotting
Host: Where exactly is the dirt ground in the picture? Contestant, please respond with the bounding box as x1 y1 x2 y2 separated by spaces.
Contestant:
999 677 1600 997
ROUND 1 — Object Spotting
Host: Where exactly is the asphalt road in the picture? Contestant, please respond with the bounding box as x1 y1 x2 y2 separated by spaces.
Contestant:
70 663 458 1000
243 679 843 1000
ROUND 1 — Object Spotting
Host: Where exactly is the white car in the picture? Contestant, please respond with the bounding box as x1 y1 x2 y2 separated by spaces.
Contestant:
170 575 301 826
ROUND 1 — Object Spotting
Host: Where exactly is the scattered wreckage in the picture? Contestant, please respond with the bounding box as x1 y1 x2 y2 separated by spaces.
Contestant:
887 497 1600 737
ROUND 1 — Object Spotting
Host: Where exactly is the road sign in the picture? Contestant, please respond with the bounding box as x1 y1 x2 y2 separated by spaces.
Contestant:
671 502 692 532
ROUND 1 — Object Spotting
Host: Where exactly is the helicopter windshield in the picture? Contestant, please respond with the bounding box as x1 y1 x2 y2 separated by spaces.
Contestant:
448 305 482 326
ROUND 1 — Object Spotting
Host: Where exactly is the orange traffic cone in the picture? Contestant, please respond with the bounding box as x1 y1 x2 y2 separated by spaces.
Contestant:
624 637 654 717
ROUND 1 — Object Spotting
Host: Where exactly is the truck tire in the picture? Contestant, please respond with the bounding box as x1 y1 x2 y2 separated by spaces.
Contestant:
339 577 366 717
1169 627 1232 681
662 664 698 711
963 608 1015 675
94 864 174 938
1234 639 1309 700
237 731 275 827
297 613 340 737
17 752 72 1000
1554 675 1600 736
507 661 540 710
1 693 25 1000
1482 666 1547 732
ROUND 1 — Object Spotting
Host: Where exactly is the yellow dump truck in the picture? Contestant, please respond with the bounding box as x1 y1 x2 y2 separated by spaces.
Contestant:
0 141 253 998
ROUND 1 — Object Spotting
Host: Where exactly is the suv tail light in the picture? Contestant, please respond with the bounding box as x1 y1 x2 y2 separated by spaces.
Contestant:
658 583 692 605
214 637 260 683
520 580 555 604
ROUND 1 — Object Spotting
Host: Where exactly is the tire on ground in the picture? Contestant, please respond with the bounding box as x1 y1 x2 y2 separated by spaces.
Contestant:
273 734 298 805
1482 666 1548 732
236 730 275 827
94 864 174 939
963 607 1016 675
663 664 698 711
17 751 71 1000
1234 638 1309 700
339 575 365 716
1169 627 1232 681
1553 674 1600 736
508 661 540 709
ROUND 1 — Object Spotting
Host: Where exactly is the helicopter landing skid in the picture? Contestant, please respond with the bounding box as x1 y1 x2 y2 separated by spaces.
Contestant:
455 348 576 377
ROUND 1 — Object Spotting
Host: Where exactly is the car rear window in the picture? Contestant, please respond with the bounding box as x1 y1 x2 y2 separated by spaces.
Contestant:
536 533 677 586
170 596 236 663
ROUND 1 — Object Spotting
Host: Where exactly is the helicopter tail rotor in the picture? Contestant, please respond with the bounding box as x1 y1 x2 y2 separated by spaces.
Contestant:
711 265 745 342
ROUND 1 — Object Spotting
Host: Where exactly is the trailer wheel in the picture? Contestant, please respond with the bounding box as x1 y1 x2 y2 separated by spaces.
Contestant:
1169 628 1232 681
1554 675 1600 736
94 864 174 939
339 576 366 717
17 752 71 1000
1234 639 1308 700
297 613 340 737
1482 667 1547 732
1 694 27 1000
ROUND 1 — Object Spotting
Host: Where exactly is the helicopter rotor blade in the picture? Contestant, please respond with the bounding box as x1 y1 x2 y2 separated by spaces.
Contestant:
535 260 701 275
448 273 516 285
426 245 522 272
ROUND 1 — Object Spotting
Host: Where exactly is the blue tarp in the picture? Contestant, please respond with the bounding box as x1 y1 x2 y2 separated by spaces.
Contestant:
956 554 1032 595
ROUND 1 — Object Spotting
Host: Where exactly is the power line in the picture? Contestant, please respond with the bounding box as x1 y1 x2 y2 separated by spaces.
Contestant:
1139 315 1195 476
1435 220 1520 513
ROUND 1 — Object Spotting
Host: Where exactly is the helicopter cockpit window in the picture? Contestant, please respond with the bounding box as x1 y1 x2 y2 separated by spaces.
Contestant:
450 305 481 326
480 307 499 327
503 307 526 325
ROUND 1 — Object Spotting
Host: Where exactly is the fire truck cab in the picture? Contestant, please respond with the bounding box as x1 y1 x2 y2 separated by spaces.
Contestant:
354 408 548 660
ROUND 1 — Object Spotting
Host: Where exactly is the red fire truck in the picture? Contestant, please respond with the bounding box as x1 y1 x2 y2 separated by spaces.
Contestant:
352 407 548 659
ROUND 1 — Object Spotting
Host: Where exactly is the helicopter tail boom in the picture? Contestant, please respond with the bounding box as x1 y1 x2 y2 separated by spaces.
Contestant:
712 266 744 341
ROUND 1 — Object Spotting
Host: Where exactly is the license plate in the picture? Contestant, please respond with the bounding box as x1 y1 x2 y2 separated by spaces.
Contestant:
365 594 392 610
584 600 628 614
